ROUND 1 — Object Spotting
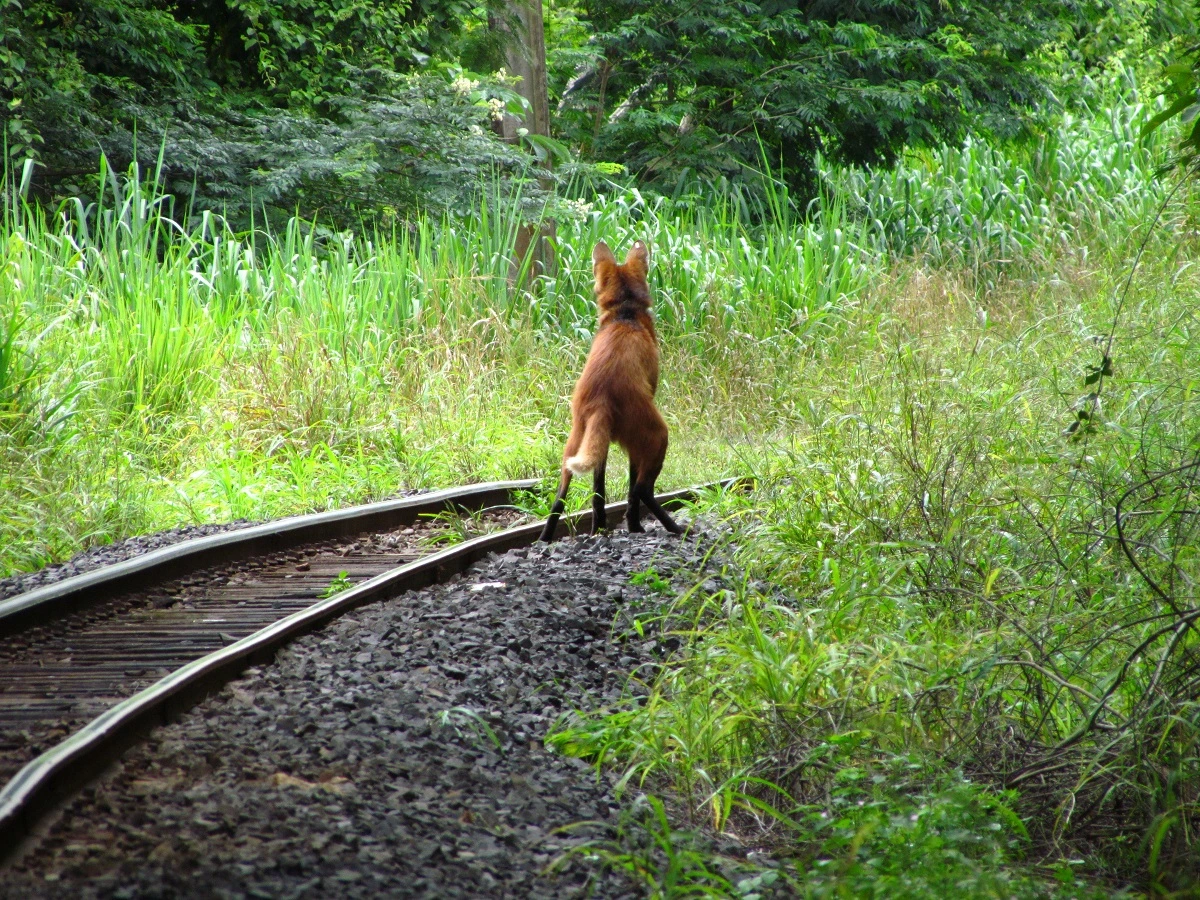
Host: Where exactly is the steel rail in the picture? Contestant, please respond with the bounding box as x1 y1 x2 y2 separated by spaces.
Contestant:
0 478 743 861
0 479 538 638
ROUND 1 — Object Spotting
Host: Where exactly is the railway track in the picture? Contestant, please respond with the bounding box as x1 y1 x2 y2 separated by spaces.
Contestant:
0 478 737 862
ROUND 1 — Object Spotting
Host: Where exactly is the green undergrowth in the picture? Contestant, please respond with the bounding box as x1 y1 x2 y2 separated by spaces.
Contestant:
0 98 1169 577
549 221 1200 894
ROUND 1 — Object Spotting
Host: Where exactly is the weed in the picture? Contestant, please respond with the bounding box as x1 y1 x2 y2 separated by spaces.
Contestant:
436 706 504 753
319 570 353 599
556 794 735 899
418 510 478 547
631 567 672 595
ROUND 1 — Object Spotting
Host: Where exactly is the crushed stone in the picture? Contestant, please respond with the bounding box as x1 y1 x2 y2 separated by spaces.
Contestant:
3 521 726 899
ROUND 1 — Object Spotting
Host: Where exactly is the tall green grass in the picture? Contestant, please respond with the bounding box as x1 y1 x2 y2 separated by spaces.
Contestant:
0 131 885 571
0 97 1175 571
825 100 1174 273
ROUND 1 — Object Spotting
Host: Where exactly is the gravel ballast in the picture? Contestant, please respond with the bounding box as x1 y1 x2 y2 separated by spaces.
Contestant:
3 523 717 899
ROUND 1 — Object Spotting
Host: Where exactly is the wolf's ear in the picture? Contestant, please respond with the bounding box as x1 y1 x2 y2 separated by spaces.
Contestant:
593 242 617 267
593 242 617 293
624 240 649 277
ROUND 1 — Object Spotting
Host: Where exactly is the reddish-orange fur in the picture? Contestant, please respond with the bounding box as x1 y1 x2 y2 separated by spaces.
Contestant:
539 241 681 540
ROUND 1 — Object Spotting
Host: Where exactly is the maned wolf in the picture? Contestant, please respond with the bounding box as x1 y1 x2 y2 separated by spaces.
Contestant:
539 240 682 541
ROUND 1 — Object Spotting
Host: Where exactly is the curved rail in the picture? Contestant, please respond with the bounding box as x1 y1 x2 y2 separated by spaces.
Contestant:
0 478 745 861
0 480 538 637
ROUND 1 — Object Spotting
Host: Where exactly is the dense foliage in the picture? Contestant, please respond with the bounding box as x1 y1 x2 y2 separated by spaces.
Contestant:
6 0 1192 218
568 2 1052 183
0 0 531 223
556 0 1185 193
1145 20 1200 170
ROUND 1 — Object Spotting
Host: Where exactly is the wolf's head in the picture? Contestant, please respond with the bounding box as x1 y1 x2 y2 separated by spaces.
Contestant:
592 241 651 320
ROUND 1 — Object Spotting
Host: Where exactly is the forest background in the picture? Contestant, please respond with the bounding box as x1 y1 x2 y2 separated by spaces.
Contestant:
7 0 1200 896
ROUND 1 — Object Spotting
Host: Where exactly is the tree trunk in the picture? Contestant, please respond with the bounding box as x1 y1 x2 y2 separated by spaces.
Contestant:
491 2 555 286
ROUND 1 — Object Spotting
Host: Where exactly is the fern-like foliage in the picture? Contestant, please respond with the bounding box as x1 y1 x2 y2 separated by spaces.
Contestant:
0 0 532 225
557 0 1187 198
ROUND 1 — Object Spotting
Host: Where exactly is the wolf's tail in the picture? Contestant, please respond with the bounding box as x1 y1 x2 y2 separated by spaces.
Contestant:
565 413 611 475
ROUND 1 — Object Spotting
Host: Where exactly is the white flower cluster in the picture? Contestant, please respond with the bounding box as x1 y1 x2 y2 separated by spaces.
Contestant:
486 97 505 122
564 198 594 220
451 76 479 96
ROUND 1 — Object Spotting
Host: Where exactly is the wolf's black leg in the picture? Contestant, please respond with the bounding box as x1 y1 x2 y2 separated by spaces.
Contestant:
626 457 644 532
637 470 682 535
590 457 608 535
539 469 572 542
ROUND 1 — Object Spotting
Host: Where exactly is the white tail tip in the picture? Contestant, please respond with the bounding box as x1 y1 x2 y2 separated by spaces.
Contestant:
566 455 594 476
